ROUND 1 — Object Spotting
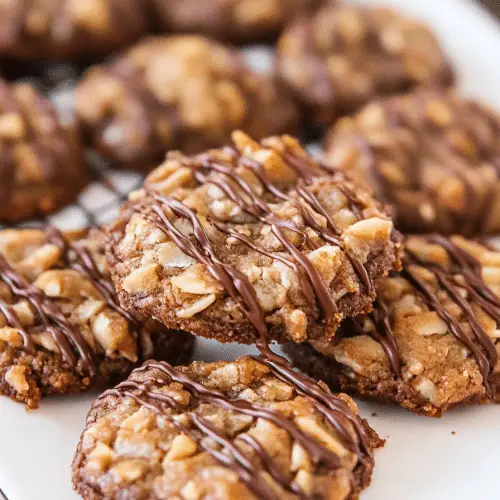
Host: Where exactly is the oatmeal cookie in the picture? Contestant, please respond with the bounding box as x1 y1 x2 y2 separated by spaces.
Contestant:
0 227 193 410
0 0 148 60
73 356 382 499
106 132 401 346
150 0 324 43
75 36 299 171
286 235 500 416
326 90 500 235
0 79 87 223
277 4 453 126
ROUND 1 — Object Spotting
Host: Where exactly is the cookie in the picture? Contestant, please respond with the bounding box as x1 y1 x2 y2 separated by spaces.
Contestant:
72 355 382 499
277 4 453 126
106 131 402 346
0 0 148 60
150 0 324 43
75 36 299 172
0 227 194 409
325 90 500 235
0 79 87 223
286 235 500 417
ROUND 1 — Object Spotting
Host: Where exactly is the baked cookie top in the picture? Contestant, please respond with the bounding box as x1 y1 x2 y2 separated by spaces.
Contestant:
277 4 453 126
290 235 500 416
106 132 401 345
0 0 148 60
73 356 382 500
0 227 193 409
76 35 298 171
150 0 325 43
326 90 500 235
0 78 87 222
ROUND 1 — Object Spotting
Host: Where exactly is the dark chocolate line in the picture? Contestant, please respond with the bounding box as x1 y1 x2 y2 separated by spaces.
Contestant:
44 227 139 327
0 254 95 377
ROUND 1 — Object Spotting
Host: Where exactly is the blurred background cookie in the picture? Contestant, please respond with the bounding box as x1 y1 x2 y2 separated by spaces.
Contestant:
75 35 299 171
277 3 454 127
0 0 149 61
0 78 87 223
149 0 325 43
325 89 500 235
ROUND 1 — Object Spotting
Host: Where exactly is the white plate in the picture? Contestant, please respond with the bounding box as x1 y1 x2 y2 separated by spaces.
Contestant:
2 1 500 499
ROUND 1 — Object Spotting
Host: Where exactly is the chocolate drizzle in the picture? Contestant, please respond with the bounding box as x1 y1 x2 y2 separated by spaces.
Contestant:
44 227 138 327
97 356 370 500
352 235 499 391
0 254 96 377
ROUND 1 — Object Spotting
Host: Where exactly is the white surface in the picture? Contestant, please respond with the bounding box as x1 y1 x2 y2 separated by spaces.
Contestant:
2 0 500 499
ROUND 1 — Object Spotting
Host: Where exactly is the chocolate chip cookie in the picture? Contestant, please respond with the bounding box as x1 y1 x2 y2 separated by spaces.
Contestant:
286 235 500 417
76 36 299 171
326 90 500 235
106 132 402 346
0 79 88 223
277 4 453 126
150 0 324 43
0 0 148 60
73 356 382 499
0 227 194 409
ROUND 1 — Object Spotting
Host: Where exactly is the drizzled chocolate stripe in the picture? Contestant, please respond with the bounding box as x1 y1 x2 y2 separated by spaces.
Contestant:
44 227 139 327
0 254 95 377
97 357 368 500
347 300 402 377
355 235 498 391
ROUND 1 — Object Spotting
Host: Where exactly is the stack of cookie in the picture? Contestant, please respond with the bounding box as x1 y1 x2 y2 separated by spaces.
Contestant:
0 1 499 499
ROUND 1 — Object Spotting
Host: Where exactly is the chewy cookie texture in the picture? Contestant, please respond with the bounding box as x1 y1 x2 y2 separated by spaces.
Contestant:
277 4 453 126
0 228 193 410
286 235 500 417
0 78 87 223
76 35 298 171
326 90 500 235
73 356 382 500
150 0 324 43
106 132 401 346
0 0 148 60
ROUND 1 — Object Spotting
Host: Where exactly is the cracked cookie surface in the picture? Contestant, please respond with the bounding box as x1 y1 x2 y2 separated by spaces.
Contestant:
0 78 87 223
73 356 382 500
0 0 148 60
286 235 500 416
277 4 453 126
76 36 298 171
325 90 500 235
0 227 193 409
106 132 401 345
